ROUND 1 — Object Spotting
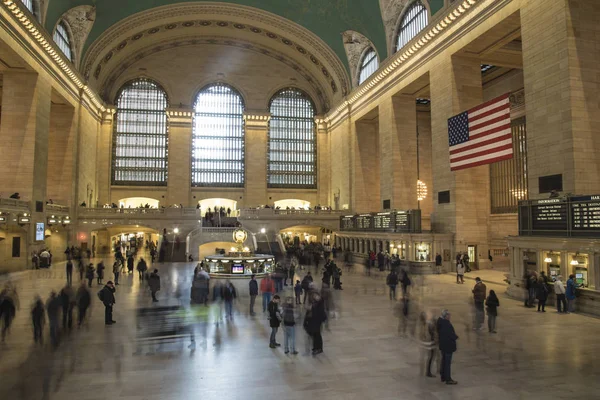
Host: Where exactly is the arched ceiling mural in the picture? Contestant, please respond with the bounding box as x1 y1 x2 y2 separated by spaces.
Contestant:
45 0 390 72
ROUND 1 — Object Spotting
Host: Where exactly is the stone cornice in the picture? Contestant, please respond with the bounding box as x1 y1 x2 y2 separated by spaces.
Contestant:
243 112 271 130
167 108 193 127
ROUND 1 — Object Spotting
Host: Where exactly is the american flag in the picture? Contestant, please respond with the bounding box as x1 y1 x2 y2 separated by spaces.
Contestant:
448 93 513 171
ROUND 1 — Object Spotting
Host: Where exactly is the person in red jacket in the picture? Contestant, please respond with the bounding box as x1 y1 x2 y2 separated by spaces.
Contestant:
260 274 275 313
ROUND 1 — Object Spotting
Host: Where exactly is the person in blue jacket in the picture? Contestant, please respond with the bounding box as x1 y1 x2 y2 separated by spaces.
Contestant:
566 274 578 313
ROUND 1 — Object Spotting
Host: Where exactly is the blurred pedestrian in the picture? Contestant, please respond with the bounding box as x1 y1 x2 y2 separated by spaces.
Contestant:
456 262 465 284
86 264 95 287
66 260 73 286
566 274 577 313
261 274 275 313
137 258 148 280
417 311 437 378
485 290 500 333
148 269 161 302
222 280 237 319
304 292 326 355
96 261 105 285
294 280 302 304
301 273 313 304
112 261 121 285
282 297 298 354
249 274 258 316
386 270 399 300
400 270 411 299
0 289 16 342
437 309 458 385
59 284 75 330
536 277 548 312
31 296 45 344
472 277 486 330
127 254 134 274
75 282 91 327
46 291 61 347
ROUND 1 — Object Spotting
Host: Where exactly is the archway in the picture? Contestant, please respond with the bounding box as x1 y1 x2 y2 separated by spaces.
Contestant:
197 198 238 216
274 199 311 210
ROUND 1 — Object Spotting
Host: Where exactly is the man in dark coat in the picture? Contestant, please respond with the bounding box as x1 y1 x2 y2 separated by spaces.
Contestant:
437 309 458 385
472 277 487 330
148 269 161 302
31 296 45 344
76 282 91 327
268 295 282 348
46 291 61 347
98 281 116 325
59 284 75 330
304 292 327 355
249 274 258 316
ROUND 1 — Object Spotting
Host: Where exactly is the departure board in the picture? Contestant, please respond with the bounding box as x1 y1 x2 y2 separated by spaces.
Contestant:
395 211 409 231
531 199 568 231
341 216 355 230
373 212 393 230
356 214 372 229
570 195 600 230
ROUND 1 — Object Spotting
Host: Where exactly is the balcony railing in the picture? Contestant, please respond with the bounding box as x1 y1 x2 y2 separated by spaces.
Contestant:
239 208 346 217
0 198 30 210
46 204 70 214
79 207 200 218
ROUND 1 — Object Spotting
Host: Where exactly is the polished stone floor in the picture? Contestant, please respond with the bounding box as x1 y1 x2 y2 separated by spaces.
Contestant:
0 258 598 400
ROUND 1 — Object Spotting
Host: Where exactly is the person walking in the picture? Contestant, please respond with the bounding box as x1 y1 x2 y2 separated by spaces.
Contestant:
78 259 85 282
222 280 237 319
554 275 567 313
386 270 399 300
98 281 116 325
417 311 437 378
249 274 258 316
96 261 105 285
566 274 577 313
304 292 327 355
261 274 276 313
282 297 298 354
268 295 282 348
485 290 500 333
437 309 458 385
536 277 549 312
66 260 73 286
137 258 148 280
31 296 45 344
148 269 161 302
86 264 95 288
399 270 411 299
294 280 302 304
75 282 91 327
301 273 313 304
472 277 486 330
46 291 61 347
456 262 465 284
112 261 121 286
59 284 75 330
127 254 134 274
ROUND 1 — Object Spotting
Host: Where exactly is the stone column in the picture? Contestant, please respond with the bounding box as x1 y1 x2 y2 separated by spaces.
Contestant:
166 109 193 206
316 117 330 207
352 119 380 212
243 112 270 207
96 109 115 206
430 55 490 268
379 95 418 210
47 103 77 206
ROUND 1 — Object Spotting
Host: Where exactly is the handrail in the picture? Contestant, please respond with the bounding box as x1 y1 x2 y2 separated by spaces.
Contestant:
46 204 70 214
0 198 30 209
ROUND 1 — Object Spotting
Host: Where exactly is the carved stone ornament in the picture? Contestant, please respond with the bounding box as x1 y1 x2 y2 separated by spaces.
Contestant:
379 0 412 55
62 5 96 67
342 30 378 88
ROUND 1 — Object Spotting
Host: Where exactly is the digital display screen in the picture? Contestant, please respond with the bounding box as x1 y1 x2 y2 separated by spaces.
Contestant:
35 222 44 241
231 264 244 274
576 273 583 279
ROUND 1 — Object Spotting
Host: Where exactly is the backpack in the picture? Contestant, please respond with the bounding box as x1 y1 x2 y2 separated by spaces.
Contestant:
97 289 104 302
283 307 295 324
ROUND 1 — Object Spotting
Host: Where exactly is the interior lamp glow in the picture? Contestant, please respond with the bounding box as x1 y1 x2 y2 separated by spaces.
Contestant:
417 180 428 201
260 228 266 234
544 256 553 263
173 227 179 234
570 258 579 266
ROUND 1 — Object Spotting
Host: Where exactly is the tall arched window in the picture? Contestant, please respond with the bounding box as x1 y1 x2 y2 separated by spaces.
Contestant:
358 48 379 85
268 89 316 189
192 83 245 187
53 21 73 62
395 1 428 52
21 0 37 17
112 79 169 186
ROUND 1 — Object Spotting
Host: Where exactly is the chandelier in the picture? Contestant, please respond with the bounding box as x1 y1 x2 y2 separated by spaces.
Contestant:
417 180 427 201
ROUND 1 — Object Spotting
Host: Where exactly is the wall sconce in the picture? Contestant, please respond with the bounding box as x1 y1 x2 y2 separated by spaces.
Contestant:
417 180 427 201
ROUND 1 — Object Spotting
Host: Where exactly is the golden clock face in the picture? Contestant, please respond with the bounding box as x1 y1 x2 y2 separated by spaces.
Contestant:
233 229 247 244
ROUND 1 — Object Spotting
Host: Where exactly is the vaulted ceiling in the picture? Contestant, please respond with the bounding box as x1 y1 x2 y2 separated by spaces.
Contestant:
45 0 389 72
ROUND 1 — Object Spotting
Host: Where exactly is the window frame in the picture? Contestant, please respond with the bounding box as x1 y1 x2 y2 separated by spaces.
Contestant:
53 20 73 62
191 82 246 188
111 78 170 187
267 88 317 189
358 47 379 85
395 0 429 53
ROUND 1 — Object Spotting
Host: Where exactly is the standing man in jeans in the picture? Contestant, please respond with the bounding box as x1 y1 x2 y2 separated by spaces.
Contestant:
437 309 458 385
471 277 487 330
249 274 258 316
260 274 275 313
554 275 567 313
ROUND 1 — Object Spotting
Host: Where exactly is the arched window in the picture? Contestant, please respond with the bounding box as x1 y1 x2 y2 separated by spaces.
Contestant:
112 79 169 186
358 48 379 85
20 0 37 17
53 21 73 62
192 83 245 187
268 89 316 189
395 1 428 52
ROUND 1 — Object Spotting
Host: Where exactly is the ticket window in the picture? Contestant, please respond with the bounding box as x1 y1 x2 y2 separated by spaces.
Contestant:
415 243 431 262
543 251 561 282
397 243 406 259
569 253 588 287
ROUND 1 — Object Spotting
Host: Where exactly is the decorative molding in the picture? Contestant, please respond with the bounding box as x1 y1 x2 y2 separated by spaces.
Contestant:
243 111 271 130
342 30 378 88
81 3 350 97
99 36 331 113
61 5 95 69
379 0 412 56
1 0 105 113
167 108 193 127
509 88 525 119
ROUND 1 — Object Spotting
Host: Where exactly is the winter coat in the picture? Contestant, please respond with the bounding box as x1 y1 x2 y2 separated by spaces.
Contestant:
566 278 577 300
294 283 303 296
536 281 549 301
472 282 487 303
268 301 281 328
148 273 161 292
456 264 465 276
222 284 237 302
485 295 500 316
304 298 327 334
437 317 458 353
554 280 566 295
76 286 91 309
386 273 399 286
98 285 115 306
249 279 258 296
260 278 275 294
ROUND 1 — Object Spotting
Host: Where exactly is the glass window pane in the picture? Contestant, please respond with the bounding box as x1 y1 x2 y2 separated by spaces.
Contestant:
192 83 245 187
53 21 72 62
268 89 316 189
395 1 428 52
358 48 379 85
112 79 169 186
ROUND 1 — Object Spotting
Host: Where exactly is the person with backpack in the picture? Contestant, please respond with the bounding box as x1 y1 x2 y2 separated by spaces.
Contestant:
386 270 399 301
294 280 303 304
98 281 116 325
282 297 298 354
485 290 500 333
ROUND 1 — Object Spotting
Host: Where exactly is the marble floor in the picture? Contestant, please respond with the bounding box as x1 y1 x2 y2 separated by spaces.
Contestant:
0 259 597 400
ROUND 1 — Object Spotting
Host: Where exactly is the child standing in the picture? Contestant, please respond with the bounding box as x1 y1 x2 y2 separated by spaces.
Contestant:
294 280 302 304
282 297 298 354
